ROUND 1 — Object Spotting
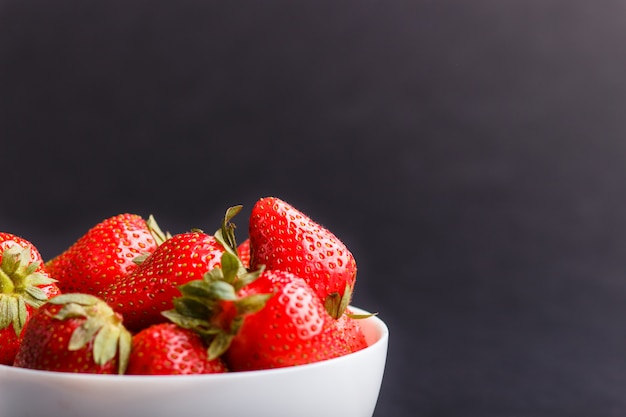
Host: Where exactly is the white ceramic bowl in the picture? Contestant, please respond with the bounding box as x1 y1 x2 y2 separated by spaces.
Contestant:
0 306 388 417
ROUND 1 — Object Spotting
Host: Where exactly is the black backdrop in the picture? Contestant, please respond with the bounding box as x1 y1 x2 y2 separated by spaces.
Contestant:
3 1 626 416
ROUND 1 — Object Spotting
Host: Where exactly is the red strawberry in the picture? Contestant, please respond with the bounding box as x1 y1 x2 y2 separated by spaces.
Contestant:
13 293 131 374
46 213 169 296
0 233 61 365
164 255 351 372
333 308 368 353
237 238 251 269
248 197 357 318
126 323 228 375
98 206 246 332
226 270 351 370
99 231 226 332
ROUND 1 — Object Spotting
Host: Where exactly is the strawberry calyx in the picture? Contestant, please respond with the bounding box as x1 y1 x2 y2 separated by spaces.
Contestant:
0 246 58 336
132 214 172 265
163 251 273 360
146 214 172 246
323 283 354 320
47 293 132 374
214 205 244 259
325 285 376 321
163 205 272 360
345 310 377 320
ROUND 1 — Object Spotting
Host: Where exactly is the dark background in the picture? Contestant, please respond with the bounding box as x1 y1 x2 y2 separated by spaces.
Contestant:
2 1 626 416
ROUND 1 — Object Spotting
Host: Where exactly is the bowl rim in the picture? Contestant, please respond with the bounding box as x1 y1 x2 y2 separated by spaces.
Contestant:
0 305 389 381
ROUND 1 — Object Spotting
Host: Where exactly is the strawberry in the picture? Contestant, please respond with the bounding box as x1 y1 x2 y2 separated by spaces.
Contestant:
46 213 169 296
248 197 357 318
99 207 246 332
333 308 369 353
126 323 228 375
0 233 61 365
225 269 352 371
237 238 251 269
163 253 351 372
13 293 131 374
99 231 227 332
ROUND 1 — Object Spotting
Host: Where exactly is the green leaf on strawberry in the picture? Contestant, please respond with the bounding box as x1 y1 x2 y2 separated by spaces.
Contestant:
14 293 132 374
48 293 132 373
214 205 243 254
99 230 228 332
162 251 272 361
0 234 61 365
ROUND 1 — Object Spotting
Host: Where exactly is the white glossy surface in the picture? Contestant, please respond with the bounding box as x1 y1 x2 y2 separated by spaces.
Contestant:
0 307 388 417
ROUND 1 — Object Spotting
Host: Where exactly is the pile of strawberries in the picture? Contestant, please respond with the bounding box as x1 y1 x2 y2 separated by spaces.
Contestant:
0 197 371 375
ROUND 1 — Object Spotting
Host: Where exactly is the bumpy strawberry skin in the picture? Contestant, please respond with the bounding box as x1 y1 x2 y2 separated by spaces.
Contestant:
224 269 351 372
13 294 131 374
237 239 251 269
333 308 369 353
126 323 228 375
99 231 225 332
248 197 357 318
45 213 166 295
